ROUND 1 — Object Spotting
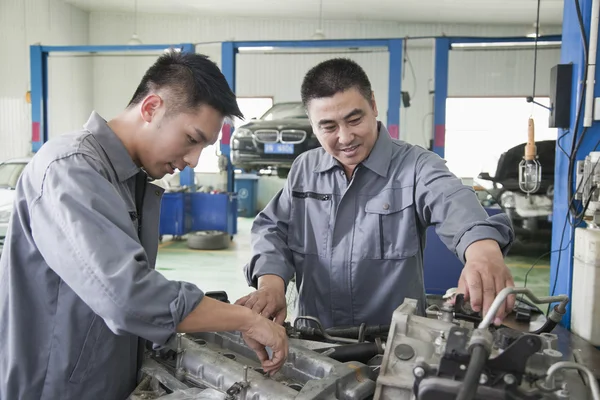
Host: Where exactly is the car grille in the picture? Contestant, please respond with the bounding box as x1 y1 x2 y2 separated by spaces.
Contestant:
254 130 279 143
280 130 307 144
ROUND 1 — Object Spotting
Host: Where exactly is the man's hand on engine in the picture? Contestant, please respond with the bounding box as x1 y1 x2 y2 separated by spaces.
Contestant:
240 313 288 375
235 275 288 325
459 239 515 326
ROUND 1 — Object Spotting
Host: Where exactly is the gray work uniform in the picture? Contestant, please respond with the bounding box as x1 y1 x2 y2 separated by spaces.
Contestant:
245 122 514 328
0 112 204 400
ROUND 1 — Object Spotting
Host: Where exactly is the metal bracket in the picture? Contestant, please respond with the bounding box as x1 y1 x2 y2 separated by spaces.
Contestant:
225 365 250 400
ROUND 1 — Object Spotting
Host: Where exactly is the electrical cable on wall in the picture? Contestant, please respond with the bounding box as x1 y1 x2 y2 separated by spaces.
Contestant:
543 0 595 314
531 0 542 111
521 0 592 313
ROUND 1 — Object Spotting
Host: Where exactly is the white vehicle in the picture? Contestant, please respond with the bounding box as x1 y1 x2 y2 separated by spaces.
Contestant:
0 158 30 256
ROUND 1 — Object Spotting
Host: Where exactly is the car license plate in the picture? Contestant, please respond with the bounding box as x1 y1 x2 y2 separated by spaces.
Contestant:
264 143 294 154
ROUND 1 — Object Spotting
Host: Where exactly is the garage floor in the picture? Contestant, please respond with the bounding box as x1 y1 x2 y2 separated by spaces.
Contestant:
156 218 551 309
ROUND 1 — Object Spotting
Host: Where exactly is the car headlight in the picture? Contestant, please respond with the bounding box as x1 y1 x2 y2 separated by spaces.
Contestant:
0 210 11 224
233 128 253 139
500 191 516 209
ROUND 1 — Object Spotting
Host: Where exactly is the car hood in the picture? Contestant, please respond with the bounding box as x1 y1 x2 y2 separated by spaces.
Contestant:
240 118 312 131
0 189 16 210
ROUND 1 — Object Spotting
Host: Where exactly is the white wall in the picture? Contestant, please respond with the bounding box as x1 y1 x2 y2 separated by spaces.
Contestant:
89 12 561 149
0 0 91 162
0 7 562 162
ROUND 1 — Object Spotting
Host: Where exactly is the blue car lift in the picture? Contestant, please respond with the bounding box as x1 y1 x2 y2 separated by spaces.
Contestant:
219 39 404 193
431 35 561 159
549 0 600 329
29 43 239 237
29 43 197 190
430 10 597 329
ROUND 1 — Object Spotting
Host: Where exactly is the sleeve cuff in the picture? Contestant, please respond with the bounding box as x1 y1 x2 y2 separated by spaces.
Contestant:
454 213 514 264
244 255 295 289
155 282 205 345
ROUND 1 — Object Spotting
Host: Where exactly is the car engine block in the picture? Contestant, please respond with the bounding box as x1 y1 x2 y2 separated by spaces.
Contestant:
128 288 600 400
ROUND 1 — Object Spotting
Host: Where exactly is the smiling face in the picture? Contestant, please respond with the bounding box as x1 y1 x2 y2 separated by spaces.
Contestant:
135 93 224 179
306 87 379 176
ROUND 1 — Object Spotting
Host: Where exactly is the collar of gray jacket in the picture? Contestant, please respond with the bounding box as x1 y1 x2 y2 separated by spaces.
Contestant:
84 111 141 182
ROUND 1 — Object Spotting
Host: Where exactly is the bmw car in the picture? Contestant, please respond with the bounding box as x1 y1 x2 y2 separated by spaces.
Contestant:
230 102 321 178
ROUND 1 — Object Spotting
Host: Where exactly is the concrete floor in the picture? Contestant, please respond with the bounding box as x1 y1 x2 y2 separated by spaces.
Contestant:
156 218 551 307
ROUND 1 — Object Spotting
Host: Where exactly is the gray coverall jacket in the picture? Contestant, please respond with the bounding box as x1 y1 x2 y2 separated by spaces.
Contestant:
0 112 204 400
245 122 514 328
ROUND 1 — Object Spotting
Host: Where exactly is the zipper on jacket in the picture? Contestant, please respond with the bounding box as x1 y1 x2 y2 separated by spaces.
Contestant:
379 214 384 259
292 191 331 201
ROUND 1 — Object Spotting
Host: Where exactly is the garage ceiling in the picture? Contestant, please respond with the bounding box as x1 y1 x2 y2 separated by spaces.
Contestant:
63 0 564 26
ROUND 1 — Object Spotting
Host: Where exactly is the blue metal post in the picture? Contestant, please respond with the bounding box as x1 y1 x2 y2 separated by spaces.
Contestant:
387 39 403 139
550 0 599 328
180 43 195 53
433 38 450 158
30 45 48 153
30 43 194 153
221 42 237 194
179 43 197 191
386 39 403 139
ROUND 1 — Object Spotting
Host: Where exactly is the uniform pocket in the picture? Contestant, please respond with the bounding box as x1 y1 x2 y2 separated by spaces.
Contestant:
69 314 106 384
288 190 333 256
361 186 419 260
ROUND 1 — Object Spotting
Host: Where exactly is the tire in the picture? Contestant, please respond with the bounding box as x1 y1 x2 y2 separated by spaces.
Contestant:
187 230 230 250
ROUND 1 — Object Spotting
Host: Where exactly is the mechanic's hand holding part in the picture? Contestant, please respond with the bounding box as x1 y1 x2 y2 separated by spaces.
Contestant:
458 239 516 326
236 274 288 325
177 296 288 375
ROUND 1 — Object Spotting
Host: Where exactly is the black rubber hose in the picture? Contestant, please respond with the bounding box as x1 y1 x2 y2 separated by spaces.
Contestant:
531 319 557 335
315 343 380 364
324 325 390 339
532 304 566 334
456 345 489 400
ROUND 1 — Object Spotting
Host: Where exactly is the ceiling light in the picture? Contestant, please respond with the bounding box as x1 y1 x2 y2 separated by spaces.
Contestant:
311 29 326 40
526 22 542 38
127 34 143 45
451 41 561 50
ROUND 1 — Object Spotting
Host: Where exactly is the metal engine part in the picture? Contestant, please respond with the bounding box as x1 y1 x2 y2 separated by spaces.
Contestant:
128 289 599 400
373 296 598 400
132 330 376 399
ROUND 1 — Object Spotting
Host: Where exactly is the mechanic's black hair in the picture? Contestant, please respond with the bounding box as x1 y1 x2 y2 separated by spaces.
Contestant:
301 58 373 107
128 51 243 119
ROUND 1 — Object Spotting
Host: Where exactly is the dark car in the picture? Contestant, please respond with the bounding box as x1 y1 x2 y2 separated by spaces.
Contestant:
477 140 555 247
230 102 320 178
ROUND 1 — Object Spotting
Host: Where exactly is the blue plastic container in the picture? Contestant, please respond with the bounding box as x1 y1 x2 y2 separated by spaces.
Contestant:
159 192 192 237
189 192 238 236
234 174 259 218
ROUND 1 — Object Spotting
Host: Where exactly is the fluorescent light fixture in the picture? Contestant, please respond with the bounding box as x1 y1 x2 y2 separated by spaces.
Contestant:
451 41 561 49
238 46 276 52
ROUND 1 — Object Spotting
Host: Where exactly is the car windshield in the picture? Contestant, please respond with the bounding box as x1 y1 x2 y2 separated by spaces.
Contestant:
260 103 307 120
0 162 27 189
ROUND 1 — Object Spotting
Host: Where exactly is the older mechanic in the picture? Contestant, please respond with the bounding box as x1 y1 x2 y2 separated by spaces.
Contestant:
0 52 287 400
237 58 516 329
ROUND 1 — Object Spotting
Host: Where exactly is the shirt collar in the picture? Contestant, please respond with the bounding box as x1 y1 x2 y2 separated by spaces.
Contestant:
313 150 340 173
361 122 394 178
83 111 141 182
313 122 394 178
